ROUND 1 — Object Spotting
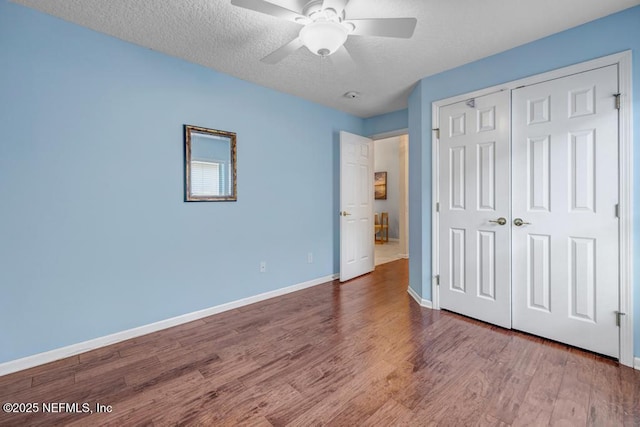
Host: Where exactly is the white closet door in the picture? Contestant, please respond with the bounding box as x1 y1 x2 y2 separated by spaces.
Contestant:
438 91 511 328
511 65 619 357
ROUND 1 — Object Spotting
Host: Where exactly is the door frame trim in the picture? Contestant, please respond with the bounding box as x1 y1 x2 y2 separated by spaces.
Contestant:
431 50 634 366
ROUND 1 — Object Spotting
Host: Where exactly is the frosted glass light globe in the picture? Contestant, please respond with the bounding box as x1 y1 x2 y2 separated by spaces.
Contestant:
299 21 348 57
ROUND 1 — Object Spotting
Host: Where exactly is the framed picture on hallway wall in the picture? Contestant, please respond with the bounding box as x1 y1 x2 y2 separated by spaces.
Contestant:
374 171 387 200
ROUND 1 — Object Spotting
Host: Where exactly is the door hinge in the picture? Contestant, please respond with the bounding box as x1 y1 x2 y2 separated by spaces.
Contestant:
436 202 440 212
615 204 619 218
433 128 440 139
616 311 626 327
435 275 440 286
614 93 621 110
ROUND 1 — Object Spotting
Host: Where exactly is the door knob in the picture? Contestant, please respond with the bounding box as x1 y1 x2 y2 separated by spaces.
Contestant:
340 211 352 216
488 217 507 225
513 218 531 227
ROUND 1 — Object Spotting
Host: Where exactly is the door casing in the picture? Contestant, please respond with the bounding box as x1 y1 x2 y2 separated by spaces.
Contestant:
431 51 634 367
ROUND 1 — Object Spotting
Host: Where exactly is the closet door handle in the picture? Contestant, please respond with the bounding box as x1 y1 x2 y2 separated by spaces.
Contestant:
513 218 531 227
488 217 507 225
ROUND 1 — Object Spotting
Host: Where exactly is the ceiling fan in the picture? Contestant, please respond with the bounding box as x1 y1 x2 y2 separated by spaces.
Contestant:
230 0 417 65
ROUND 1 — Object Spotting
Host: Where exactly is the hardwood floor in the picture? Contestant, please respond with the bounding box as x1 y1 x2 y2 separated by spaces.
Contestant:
1 259 638 426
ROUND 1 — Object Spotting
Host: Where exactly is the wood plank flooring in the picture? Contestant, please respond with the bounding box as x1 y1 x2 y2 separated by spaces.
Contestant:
1 259 639 426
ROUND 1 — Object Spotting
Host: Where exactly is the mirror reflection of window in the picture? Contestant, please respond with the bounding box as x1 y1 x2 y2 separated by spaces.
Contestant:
190 161 221 196
184 125 237 201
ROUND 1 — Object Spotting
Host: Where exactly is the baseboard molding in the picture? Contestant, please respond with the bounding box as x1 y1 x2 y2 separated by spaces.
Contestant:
0 273 339 377
634 357 640 371
407 286 433 309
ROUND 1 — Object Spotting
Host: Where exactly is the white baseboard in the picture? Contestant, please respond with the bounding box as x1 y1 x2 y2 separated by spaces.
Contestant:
0 273 339 377
407 286 433 309
634 357 640 371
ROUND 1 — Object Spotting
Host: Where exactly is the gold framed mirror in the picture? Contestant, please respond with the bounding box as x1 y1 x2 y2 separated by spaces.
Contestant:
184 125 237 202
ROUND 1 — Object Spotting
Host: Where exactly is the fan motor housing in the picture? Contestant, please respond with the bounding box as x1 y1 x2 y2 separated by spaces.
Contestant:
303 0 345 21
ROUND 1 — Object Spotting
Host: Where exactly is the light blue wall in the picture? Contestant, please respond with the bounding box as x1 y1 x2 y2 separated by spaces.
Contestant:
405 5 640 356
364 108 408 137
407 81 427 297
0 1 363 364
374 137 400 239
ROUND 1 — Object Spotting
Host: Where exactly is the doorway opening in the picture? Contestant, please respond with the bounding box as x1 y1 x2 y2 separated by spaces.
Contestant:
373 134 409 266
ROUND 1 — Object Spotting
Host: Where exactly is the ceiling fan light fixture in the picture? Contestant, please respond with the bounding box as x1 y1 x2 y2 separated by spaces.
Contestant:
299 21 348 57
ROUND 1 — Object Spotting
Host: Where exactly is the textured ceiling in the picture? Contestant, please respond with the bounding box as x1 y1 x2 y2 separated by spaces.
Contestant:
11 0 640 117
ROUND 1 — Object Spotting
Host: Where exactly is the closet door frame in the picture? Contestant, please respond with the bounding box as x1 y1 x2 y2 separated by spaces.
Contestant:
430 50 634 367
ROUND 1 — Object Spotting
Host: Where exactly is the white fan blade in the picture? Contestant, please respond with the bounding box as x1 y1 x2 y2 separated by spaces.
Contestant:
261 38 304 64
231 0 305 23
322 0 350 15
330 45 355 69
346 17 417 38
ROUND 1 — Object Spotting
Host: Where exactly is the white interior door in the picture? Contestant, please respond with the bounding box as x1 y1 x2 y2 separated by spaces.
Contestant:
438 91 511 328
512 65 620 357
340 131 374 282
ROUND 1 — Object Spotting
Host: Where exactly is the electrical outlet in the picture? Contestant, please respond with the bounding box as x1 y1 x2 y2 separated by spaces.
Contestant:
260 261 266 273
307 252 313 264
